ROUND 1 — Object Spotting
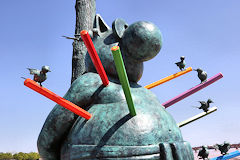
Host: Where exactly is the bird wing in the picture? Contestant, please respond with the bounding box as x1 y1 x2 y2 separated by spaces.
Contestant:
223 144 230 149
199 72 207 81
175 62 180 66
198 101 207 105
27 68 40 75
218 145 223 150
198 150 203 156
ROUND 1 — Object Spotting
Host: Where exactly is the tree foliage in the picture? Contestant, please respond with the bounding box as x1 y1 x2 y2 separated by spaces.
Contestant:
27 152 40 160
0 152 40 160
0 152 13 159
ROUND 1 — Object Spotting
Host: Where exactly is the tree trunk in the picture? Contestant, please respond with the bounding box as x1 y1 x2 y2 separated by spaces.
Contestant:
71 0 96 83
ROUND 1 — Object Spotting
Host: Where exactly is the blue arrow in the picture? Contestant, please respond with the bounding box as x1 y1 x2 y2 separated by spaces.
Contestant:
211 150 240 160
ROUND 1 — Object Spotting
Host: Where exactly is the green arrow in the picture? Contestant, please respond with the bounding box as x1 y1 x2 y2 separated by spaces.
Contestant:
111 46 136 116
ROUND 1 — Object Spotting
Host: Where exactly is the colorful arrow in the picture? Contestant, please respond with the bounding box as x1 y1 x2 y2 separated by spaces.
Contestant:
178 107 217 128
24 78 92 120
111 46 136 116
80 30 109 86
163 73 223 108
210 150 240 160
144 67 192 89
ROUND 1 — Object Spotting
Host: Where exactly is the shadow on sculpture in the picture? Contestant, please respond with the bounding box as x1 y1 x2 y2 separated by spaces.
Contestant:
91 114 132 156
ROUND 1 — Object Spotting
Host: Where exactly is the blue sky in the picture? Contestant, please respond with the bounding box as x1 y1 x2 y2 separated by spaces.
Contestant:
0 0 240 153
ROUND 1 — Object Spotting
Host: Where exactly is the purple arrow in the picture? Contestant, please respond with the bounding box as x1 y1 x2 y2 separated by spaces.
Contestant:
162 73 223 108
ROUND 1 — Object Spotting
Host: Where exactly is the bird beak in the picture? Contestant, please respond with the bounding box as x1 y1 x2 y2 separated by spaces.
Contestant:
48 70 51 72
193 69 197 71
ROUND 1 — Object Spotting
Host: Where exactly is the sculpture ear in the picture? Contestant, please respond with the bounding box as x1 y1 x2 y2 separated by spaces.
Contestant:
93 14 110 34
112 18 128 40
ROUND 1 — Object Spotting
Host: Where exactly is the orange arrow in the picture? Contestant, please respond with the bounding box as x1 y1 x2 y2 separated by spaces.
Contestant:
24 78 92 120
144 67 192 89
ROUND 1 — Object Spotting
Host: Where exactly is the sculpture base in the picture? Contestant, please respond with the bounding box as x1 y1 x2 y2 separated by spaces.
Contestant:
61 141 194 160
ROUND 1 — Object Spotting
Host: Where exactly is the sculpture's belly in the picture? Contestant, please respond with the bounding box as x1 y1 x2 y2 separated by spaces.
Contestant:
67 102 182 146
60 87 194 159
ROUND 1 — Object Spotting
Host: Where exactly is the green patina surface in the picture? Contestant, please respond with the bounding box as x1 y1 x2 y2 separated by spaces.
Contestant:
37 15 194 160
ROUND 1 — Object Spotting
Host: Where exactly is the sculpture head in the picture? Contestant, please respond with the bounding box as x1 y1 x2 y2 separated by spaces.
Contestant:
223 141 230 145
180 56 185 61
207 99 214 104
85 14 162 82
41 65 51 73
194 68 203 73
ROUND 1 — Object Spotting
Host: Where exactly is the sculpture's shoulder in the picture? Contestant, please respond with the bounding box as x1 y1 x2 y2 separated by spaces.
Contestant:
72 72 103 88
65 72 103 105
70 72 158 105
69 72 126 105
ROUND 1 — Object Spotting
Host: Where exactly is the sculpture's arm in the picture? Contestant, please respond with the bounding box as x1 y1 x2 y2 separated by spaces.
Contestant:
37 88 81 159
37 104 76 160
37 73 102 160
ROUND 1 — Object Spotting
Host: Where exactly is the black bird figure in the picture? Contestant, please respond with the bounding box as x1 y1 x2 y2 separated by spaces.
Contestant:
194 68 207 83
198 145 209 160
214 141 231 155
192 99 213 113
27 66 51 86
175 56 186 71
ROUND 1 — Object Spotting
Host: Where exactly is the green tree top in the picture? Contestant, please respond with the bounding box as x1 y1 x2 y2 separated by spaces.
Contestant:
0 152 40 160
